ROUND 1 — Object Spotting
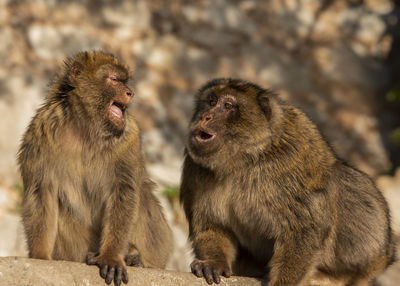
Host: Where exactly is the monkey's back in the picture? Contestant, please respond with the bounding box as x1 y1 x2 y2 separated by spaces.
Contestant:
250 106 394 279
319 162 395 279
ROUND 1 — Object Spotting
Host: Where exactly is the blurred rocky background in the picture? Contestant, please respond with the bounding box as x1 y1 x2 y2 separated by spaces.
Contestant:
0 0 400 284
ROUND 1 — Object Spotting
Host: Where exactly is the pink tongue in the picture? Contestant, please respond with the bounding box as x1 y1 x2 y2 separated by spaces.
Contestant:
111 104 123 119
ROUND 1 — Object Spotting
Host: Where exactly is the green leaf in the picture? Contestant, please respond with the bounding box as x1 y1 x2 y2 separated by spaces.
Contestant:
162 187 180 200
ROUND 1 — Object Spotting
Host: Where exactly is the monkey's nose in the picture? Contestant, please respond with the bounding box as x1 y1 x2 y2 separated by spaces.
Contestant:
204 115 212 121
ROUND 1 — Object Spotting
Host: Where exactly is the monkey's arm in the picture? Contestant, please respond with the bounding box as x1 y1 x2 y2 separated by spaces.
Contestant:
87 183 137 286
19 132 59 260
190 228 237 284
181 156 237 284
87 158 140 286
22 179 58 260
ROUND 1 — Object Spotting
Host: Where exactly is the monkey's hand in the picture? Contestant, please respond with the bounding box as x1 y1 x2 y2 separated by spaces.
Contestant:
190 259 232 285
86 252 128 286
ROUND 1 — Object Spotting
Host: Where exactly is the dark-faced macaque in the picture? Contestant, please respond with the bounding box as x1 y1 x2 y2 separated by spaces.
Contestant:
18 51 173 286
180 78 395 286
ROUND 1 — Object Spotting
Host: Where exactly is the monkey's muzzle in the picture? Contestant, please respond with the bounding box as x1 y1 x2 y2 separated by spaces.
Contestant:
194 128 216 142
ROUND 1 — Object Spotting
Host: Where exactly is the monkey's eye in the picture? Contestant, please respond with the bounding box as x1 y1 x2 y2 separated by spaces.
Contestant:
209 99 217 106
224 102 233 110
110 75 118 81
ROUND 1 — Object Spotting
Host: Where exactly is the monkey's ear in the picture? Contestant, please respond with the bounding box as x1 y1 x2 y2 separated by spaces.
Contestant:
257 93 272 121
67 61 84 86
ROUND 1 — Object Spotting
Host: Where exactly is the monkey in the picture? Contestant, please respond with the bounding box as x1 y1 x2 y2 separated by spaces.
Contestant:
180 78 395 286
18 51 173 286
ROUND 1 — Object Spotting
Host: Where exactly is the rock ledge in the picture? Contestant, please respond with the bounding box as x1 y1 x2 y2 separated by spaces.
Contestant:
0 256 264 286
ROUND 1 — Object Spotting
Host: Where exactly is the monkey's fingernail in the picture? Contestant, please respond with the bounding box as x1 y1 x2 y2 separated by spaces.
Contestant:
115 267 122 286
106 267 115 284
213 270 221 283
222 269 231 277
192 266 202 277
122 268 128 284
203 267 213 284
194 271 201 277
101 265 109 278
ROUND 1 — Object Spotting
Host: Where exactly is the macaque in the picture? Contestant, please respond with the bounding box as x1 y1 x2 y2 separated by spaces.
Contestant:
180 78 395 286
18 51 173 286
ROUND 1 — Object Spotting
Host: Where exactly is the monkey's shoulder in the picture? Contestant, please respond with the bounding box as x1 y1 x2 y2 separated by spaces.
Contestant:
18 106 56 160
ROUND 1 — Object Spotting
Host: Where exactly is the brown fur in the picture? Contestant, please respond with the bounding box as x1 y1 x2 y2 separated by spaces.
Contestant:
18 51 173 286
180 78 395 286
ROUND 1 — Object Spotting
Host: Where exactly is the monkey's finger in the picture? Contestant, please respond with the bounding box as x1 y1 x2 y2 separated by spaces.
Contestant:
222 268 232 278
101 265 109 279
202 266 214 285
191 262 203 277
106 266 115 285
114 266 123 286
212 269 221 284
122 268 128 284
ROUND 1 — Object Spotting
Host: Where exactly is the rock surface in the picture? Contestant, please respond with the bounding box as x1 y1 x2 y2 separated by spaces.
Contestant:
0 257 263 286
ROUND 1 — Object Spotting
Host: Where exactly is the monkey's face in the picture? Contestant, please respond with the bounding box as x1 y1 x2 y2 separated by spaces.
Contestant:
188 93 233 157
65 52 133 137
84 63 133 137
101 67 133 135
187 79 273 168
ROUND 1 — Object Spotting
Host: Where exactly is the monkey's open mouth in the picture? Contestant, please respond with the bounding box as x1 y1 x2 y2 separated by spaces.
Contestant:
110 101 127 120
195 129 216 142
